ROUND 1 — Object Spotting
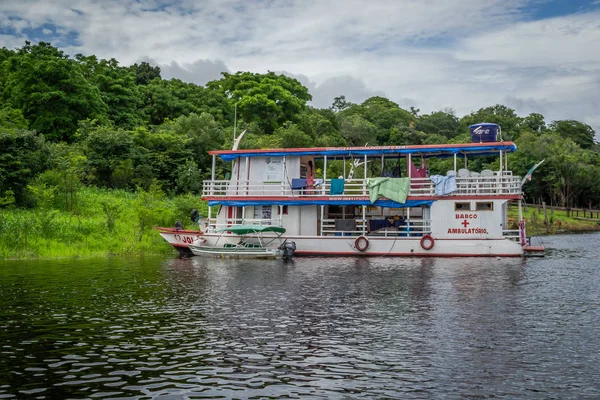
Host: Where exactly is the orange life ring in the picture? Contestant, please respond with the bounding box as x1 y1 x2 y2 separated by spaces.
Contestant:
420 234 435 250
355 236 369 251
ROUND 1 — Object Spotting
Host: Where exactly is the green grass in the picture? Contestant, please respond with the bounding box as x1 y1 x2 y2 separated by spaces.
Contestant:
0 187 206 259
508 204 600 236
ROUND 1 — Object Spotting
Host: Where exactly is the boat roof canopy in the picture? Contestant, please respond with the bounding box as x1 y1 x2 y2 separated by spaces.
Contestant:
215 225 286 235
210 142 517 161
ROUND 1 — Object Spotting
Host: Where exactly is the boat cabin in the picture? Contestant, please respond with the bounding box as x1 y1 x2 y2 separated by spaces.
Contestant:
202 142 523 244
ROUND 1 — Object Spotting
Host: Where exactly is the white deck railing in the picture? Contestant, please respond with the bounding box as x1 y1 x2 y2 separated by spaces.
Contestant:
202 173 522 198
502 229 521 241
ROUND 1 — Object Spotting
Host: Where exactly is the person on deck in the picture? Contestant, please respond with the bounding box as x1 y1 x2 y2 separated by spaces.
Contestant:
306 160 315 194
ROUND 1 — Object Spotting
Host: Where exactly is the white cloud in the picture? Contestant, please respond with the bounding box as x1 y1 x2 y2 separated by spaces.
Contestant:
158 59 230 86
0 0 599 137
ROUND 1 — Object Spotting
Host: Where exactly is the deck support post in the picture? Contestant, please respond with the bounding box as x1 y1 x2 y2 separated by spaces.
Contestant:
453 154 457 173
279 205 283 227
362 205 366 235
320 205 324 236
363 154 368 195
282 156 286 195
211 154 216 195
323 155 327 195
245 157 250 195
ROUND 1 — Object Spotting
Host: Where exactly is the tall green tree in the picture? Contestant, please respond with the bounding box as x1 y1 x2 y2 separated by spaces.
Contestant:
416 110 460 138
75 55 143 129
1 42 107 142
83 126 134 188
339 97 414 144
129 61 161 85
207 71 312 134
167 112 225 172
549 120 596 149
0 129 50 206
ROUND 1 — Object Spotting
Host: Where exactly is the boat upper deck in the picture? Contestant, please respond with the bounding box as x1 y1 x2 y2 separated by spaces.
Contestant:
201 172 522 202
209 142 517 160
203 141 521 204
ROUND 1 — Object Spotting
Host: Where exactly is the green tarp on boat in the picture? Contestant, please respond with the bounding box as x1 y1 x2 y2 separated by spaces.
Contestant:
367 177 410 204
215 225 286 235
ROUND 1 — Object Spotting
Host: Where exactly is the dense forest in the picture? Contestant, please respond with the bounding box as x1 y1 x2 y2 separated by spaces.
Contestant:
1 41 599 215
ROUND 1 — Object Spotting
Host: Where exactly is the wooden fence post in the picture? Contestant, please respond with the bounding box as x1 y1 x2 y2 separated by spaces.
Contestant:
543 202 551 233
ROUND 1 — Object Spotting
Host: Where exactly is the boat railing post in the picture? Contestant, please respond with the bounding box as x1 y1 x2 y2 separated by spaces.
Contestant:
363 154 367 196
282 156 286 196
408 153 412 195
245 157 250 195
320 205 324 236
362 205 366 235
323 155 327 196
211 154 216 196
453 154 457 174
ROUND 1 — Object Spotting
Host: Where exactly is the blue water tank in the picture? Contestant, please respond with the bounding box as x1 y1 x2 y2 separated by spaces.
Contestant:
469 123 500 143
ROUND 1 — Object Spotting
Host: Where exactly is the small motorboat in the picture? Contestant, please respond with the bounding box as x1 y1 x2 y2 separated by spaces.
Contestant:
189 225 296 259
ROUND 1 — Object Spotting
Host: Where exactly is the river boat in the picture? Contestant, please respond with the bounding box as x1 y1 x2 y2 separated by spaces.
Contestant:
156 226 203 257
188 225 295 259
197 123 544 257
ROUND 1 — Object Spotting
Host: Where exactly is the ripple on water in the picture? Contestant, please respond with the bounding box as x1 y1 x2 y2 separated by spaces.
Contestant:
0 239 599 398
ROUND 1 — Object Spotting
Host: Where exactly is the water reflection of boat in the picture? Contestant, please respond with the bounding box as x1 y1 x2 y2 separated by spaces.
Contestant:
189 225 296 259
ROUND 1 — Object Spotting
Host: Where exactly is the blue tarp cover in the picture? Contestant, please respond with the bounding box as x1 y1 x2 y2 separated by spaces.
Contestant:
215 143 517 161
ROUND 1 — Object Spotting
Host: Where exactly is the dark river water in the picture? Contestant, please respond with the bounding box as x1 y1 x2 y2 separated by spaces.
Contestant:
1 233 599 399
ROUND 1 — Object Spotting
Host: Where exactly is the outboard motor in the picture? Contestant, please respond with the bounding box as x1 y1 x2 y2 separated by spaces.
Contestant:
280 240 296 260
190 209 200 223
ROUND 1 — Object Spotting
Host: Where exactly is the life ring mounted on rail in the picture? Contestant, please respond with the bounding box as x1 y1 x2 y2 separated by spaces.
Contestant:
355 236 369 252
420 234 435 250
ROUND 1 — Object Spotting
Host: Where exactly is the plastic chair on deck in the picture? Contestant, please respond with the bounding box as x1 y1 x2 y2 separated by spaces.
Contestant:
470 171 480 193
446 170 456 176
457 169 470 193
481 169 494 193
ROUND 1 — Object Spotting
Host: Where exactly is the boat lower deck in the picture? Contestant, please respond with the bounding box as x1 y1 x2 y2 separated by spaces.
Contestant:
198 234 524 257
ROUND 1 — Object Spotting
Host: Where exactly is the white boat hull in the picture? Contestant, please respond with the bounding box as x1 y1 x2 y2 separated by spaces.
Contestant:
189 244 284 259
157 228 203 256
198 234 523 257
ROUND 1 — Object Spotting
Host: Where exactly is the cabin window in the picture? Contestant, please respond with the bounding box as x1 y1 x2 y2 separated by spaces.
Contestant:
476 202 494 211
278 205 289 215
454 202 471 211
254 205 272 224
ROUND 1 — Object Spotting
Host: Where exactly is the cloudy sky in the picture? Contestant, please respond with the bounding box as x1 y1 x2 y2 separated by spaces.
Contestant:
1 0 599 134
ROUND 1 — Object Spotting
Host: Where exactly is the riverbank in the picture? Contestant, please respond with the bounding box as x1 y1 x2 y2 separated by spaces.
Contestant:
508 204 600 236
0 187 206 259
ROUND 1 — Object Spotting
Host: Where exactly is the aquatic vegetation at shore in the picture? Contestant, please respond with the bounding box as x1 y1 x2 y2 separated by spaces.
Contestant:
0 186 206 259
